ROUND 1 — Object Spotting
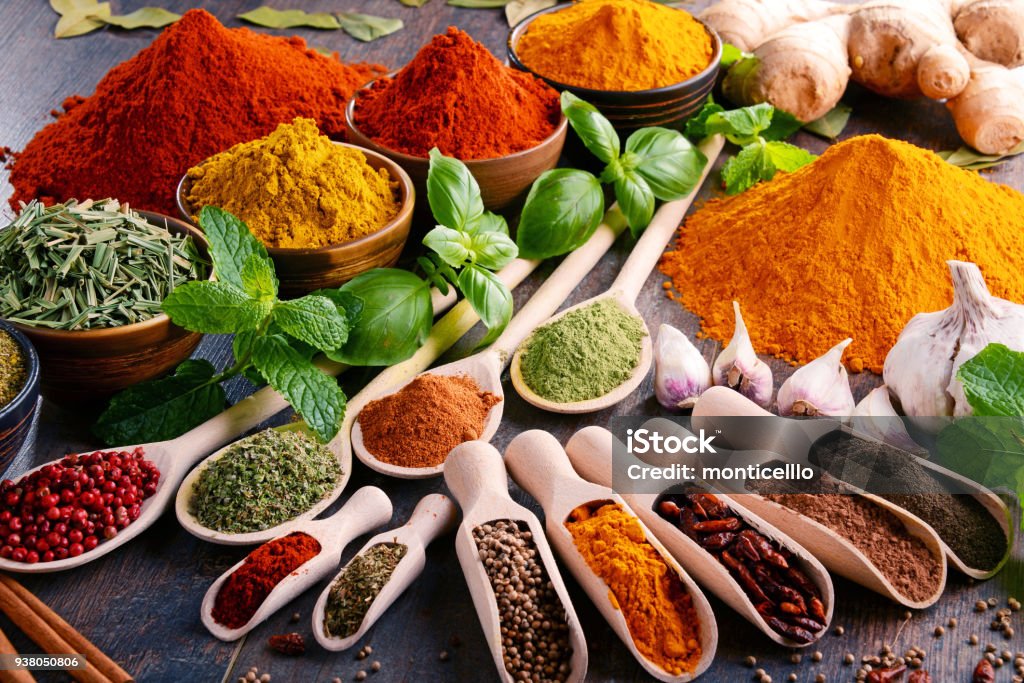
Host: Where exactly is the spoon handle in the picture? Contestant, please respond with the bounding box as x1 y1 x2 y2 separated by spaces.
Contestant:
325 487 393 549
443 441 512 515
609 135 725 304
504 430 584 514
403 494 458 547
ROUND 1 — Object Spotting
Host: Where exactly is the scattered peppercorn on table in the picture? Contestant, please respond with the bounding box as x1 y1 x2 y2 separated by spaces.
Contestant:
0 0 1022 682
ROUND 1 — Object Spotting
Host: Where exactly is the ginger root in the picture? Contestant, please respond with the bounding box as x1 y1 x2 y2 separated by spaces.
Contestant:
948 59 1024 153
698 0 843 51
954 0 1024 67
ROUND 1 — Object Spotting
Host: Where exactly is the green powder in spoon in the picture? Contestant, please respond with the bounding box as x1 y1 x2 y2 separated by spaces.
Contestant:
519 298 646 403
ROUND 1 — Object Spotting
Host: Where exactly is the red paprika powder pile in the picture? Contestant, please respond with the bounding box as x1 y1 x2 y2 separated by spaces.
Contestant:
353 27 560 160
212 532 321 629
8 10 384 216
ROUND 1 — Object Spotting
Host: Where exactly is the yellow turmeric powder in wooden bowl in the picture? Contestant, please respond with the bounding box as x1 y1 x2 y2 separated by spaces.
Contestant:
177 117 414 297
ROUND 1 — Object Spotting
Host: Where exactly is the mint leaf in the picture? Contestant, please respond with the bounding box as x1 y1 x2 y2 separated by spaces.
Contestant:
252 335 346 443
333 269 432 366
161 281 271 333
93 359 225 445
705 103 774 145
423 226 471 267
614 170 655 235
469 231 518 270
312 289 364 330
561 91 620 164
762 109 804 141
458 264 513 348
720 43 744 68
427 149 484 232
721 142 776 195
958 343 1024 416
685 101 725 141
240 253 278 301
272 295 350 352
198 206 272 291
764 141 817 172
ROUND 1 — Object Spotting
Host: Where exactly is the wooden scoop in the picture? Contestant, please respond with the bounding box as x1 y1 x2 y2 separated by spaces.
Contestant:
509 135 725 415
201 486 392 642
564 424 834 647
443 440 588 683
312 493 457 651
351 206 631 479
504 430 717 682
693 386 1012 580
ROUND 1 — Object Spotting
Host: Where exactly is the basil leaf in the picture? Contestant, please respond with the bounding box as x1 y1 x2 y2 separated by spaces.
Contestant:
466 211 509 235
684 101 725 141
332 269 432 366
162 281 271 333
705 102 774 145
626 127 707 201
198 206 272 291
54 2 110 37
93 359 225 445
764 141 816 172
98 7 180 29
423 226 472 267
272 295 350 352
336 12 403 41
240 253 278 302
505 0 555 26
470 231 519 270
237 7 341 29
252 335 346 443
958 344 1024 416
516 169 604 259
427 149 485 231
458 264 513 348
614 171 655 235
761 109 804 142
561 92 620 164
804 103 852 140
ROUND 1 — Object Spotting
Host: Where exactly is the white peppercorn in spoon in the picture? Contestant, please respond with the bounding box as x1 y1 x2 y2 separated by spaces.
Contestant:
312 493 458 651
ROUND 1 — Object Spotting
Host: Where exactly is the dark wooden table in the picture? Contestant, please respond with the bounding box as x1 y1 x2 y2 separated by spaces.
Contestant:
0 1 1021 681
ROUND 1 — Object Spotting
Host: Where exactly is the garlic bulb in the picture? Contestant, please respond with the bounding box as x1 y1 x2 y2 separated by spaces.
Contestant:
851 385 928 456
654 323 712 410
777 338 855 416
712 301 773 408
884 260 1024 417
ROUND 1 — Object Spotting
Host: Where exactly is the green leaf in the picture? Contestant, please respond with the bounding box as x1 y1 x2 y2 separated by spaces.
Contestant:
516 169 605 259
720 43 744 68
54 2 109 37
761 109 804 142
332 269 432 366
401 0 431 6
705 102 774 145
336 12 403 41
958 343 1024 416
93 359 225 445
466 211 509 235
458 264 513 348
684 101 725 141
198 206 272 291
939 141 1024 170
240 253 278 302
447 0 509 6
97 7 180 29
721 141 776 195
252 335 346 443
626 127 707 201
423 226 471 267
764 141 817 172
312 289 364 330
427 149 485 231
50 0 81 15
272 295 351 352
469 231 518 270
237 7 341 29
505 0 555 25
804 103 852 140
561 92 620 164
614 171 655 235
232 330 258 364
161 281 272 333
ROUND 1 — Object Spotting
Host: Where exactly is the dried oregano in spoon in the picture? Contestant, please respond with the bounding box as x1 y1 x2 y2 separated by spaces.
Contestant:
0 199 207 330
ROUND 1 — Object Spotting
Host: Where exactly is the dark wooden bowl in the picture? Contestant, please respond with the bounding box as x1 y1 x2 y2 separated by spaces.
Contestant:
9 211 209 407
507 6 722 134
177 142 414 299
0 321 40 477
345 92 568 213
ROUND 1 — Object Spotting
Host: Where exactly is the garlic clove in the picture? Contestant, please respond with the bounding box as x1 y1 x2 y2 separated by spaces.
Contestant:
851 385 929 457
777 338 855 417
654 323 713 411
712 301 774 408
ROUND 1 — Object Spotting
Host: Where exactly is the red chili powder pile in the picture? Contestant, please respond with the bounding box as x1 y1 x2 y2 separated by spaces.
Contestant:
353 27 561 159
8 9 384 216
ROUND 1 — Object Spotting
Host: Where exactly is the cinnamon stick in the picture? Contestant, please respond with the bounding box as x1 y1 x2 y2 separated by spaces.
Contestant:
0 626 35 683
0 580 111 683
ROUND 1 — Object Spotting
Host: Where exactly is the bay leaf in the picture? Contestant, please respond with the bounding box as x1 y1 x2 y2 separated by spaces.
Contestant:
448 0 510 8
505 0 555 26
400 0 432 5
49 0 85 15
311 45 335 56
99 7 181 29
940 141 1024 170
54 1 109 38
237 7 341 29
803 103 852 140
336 12 403 41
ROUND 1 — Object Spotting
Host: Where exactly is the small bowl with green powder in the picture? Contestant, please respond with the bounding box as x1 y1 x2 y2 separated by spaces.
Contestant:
176 424 344 545
0 321 40 477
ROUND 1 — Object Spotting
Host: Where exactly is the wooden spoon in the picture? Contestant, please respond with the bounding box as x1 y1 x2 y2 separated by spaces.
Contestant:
352 206 631 479
509 135 725 415
200 486 392 642
312 493 457 651
442 440 588 683
564 424 834 647
504 430 717 682
692 386 1012 580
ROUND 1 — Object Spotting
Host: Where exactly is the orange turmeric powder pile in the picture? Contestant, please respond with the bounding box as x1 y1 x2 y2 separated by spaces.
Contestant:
564 501 702 675
660 134 1024 373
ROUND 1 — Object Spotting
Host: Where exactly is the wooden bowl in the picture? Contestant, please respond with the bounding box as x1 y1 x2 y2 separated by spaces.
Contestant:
345 92 568 212
507 6 722 134
0 321 40 477
8 212 209 407
178 142 414 298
